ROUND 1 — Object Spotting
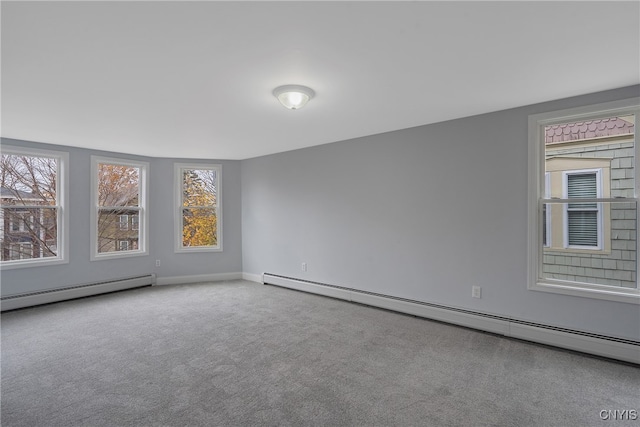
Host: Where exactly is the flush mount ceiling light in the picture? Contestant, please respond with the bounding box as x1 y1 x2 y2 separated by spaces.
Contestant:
273 85 315 110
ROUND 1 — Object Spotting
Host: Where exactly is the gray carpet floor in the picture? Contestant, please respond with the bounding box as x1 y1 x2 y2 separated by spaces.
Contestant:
1 280 639 427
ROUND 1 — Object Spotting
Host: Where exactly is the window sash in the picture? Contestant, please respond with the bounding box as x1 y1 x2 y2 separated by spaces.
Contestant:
96 207 143 254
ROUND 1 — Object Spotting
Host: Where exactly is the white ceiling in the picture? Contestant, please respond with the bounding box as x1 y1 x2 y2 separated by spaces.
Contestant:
2 1 639 160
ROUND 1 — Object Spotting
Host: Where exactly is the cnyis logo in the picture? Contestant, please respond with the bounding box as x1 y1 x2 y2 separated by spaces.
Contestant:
599 410 638 421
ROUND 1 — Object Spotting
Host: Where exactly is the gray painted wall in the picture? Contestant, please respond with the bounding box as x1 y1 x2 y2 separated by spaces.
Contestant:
0 139 242 295
241 85 640 341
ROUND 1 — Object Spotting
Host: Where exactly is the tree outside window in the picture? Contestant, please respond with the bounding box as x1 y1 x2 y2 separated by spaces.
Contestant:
91 156 148 260
1 151 63 264
175 164 221 251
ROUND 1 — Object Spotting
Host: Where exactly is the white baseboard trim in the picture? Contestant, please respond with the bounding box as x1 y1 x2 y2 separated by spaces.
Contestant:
242 272 264 283
263 273 640 365
155 272 243 286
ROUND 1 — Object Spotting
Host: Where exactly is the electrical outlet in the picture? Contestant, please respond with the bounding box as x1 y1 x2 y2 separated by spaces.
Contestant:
301 262 307 272
155 259 161 267
472 286 482 299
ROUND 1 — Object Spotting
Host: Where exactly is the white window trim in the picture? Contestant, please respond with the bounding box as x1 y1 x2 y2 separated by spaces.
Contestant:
0 145 69 269
90 156 149 261
562 168 603 250
528 97 640 304
174 162 222 253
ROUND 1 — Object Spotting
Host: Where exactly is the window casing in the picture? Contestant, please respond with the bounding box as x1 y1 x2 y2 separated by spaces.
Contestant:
90 156 148 260
174 163 222 252
0 146 69 269
528 98 640 304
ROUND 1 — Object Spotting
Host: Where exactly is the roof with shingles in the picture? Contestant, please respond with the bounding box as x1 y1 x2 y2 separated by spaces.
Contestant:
545 117 634 144
0 187 42 201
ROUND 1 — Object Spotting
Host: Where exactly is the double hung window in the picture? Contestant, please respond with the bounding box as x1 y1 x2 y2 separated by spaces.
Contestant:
174 163 221 252
528 99 640 303
0 146 68 268
91 156 148 260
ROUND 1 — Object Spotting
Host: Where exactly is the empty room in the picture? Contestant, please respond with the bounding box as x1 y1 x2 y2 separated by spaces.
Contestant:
1 1 639 426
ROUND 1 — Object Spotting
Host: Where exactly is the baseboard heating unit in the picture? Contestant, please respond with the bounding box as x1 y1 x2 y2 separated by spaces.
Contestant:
262 273 640 365
1 274 156 312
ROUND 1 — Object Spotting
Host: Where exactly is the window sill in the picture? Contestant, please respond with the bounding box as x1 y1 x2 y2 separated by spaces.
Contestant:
530 280 640 304
175 246 222 254
544 248 610 255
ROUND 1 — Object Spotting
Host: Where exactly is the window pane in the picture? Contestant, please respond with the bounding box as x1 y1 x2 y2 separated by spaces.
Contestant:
182 169 217 207
1 152 59 262
182 208 217 247
1 207 58 260
543 201 636 289
97 208 140 253
0 154 57 206
97 163 140 207
546 115 635 195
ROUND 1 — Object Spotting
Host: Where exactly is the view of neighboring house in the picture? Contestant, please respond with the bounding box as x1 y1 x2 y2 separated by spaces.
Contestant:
94 161 143 256
97 208 140 253
1 189 140 260
543 116 636 288
0 187 56 261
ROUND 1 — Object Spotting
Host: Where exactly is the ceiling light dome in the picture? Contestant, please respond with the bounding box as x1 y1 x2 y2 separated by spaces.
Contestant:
273 85 315 110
